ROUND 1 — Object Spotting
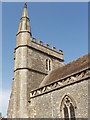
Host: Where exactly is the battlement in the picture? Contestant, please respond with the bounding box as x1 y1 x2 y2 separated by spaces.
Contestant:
31 37 64 60
32 37 63 54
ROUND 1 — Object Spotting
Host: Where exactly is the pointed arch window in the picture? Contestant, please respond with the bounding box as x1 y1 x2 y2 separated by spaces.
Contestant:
63 104 69 120
60 95 76 120
70 103 76 120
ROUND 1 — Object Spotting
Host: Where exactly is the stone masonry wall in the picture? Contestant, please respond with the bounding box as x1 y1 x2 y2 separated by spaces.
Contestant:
14 34 64 91
29 79 89 118
8 35 64 118
8 5 64 118
27 46 64 101
27 47 64 75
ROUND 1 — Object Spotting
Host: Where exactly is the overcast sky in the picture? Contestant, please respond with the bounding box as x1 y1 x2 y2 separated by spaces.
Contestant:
1 2 88 117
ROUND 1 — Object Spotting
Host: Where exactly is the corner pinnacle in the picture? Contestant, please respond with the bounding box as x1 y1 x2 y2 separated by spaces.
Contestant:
17 3 32 36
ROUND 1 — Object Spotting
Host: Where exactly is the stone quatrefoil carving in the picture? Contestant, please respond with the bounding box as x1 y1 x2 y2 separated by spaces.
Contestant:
30 69 90 98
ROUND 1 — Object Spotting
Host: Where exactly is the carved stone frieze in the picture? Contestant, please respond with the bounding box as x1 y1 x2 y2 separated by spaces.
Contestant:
30 68 90 98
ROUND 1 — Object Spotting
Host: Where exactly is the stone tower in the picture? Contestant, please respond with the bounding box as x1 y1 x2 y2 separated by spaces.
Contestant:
7 4 64 118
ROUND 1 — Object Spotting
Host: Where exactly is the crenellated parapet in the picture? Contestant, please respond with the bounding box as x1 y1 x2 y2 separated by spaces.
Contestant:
45 44 50 48
31 37 63 56
52 46 56 51
32 37 36 42
30 68 90 99
38 40 43 45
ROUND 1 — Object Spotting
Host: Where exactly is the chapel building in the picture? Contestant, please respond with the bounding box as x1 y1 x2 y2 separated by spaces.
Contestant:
7 4 90 119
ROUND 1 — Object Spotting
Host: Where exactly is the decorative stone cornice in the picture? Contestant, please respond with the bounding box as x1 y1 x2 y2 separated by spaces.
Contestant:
30 68 90 99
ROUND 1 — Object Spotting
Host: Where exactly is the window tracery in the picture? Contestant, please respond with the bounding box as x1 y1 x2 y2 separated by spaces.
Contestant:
60 95 76 120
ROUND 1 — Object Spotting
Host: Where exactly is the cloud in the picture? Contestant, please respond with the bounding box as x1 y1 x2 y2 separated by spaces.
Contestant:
0 89 11 118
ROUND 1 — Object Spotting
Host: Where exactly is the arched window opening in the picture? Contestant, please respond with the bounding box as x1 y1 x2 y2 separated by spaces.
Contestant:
70 103 76 120
46 59 52 71
49 60 51 70
46 59 48 70
63 104 69 120
60 95 76 120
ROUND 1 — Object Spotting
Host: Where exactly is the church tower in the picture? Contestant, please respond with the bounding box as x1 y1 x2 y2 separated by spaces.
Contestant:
7 3 64 118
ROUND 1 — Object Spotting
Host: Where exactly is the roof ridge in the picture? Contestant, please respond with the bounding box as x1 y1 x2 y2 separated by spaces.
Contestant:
40 53 90 87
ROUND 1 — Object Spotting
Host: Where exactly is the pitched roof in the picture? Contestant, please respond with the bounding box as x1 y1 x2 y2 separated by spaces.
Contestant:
40 53 90 87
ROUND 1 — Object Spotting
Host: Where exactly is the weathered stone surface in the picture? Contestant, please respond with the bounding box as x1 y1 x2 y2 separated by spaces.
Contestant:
7 4 64 118
7 3 89 119
29 79 89 118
